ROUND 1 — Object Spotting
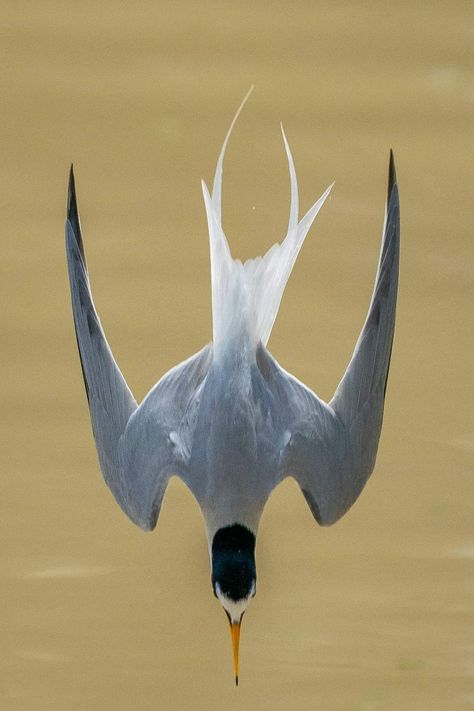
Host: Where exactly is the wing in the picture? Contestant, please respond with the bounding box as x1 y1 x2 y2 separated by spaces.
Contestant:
65 167 211 530
276 152 400 525
117 344 212 529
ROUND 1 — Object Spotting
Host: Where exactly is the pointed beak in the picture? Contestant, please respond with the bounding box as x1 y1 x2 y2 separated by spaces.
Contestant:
228 619 241 685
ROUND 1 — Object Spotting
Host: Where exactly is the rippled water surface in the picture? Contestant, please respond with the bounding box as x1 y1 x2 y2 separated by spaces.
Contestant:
1 2 473 709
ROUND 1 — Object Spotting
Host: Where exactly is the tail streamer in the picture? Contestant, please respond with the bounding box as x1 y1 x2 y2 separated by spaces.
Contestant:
202 92 333 357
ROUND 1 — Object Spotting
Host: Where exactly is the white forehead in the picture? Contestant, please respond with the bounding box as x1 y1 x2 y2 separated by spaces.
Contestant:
215 582 255 622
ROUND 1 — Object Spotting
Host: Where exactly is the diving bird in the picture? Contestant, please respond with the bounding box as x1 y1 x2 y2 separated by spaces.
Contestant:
65 97 399 685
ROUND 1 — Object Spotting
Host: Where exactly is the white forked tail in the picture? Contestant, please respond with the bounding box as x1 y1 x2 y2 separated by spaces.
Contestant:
202 91 333 359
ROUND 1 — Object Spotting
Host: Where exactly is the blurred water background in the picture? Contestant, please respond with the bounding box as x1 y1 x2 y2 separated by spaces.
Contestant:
1 2 473 709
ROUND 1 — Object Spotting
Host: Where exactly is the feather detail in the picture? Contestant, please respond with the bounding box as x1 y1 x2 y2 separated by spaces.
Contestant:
203 93 333 358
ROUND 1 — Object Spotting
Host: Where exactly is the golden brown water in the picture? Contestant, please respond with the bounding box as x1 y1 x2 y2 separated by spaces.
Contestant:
1 2 473 709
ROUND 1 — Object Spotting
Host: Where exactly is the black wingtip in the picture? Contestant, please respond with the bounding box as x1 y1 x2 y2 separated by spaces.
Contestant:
235 675 239 687
387 149 397 203
67 164 77 221
67 164 87 265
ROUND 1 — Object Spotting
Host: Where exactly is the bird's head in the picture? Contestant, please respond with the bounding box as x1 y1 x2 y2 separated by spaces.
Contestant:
211 523 256 685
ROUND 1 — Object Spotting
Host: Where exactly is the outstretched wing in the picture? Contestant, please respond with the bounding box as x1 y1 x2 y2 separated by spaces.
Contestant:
65 167 211 530
276 153 400 525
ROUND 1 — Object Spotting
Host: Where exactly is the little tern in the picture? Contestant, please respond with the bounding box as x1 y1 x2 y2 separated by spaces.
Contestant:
65 98 399 685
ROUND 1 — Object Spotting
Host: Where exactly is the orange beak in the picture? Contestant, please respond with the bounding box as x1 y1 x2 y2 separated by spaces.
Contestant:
228 619 241 686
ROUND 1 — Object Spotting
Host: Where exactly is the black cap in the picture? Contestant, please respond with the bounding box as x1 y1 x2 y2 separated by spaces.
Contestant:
211 524 256 602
